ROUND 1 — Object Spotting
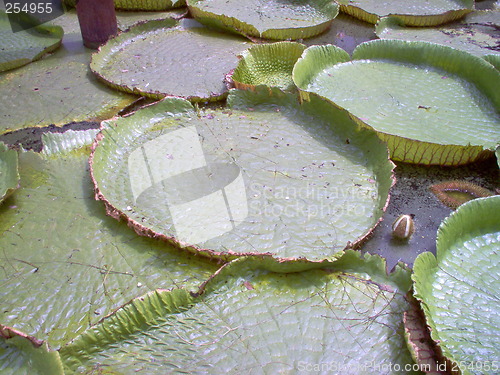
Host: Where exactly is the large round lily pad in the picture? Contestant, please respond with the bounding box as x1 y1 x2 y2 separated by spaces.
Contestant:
60 254 418 374
90 87 394 261
91 19 252 101
412 196 500 375
293 40 500 165
0 10 64 72
376 11 500 58
337 0 473 26
187 0 339 40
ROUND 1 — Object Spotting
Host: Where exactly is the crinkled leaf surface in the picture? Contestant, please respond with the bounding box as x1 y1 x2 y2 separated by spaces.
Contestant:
187 0 339 40
60 253 419 374
91 19 251 102
0 331 64 375
338 0 473 26
0 130 218 349
0 10 64 72
412 196 500 375
0 143 19 203
90 88 393 261
376 11 500 58
232 42 306 91
293 40 500 165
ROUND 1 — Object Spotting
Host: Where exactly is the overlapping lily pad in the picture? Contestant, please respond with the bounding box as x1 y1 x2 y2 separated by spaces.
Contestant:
0 130 218 349
293 40 500 165
338 0 473 26
231 42 306 91
0 10 64 72
412 196 500 374
90 87 394 261
376 11 500 58
0 143 19 203
60 253 418 374
187 0 339 40
91 19 252 101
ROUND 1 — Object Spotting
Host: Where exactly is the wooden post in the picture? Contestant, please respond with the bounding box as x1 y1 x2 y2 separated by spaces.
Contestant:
76 0 118 49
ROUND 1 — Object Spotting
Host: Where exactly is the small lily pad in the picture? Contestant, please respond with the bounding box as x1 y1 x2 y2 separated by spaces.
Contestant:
293 40 500 165
187 0 339 40
91 19 252 102
90 87 394 261
338 0 473 26
231 42 306 91
412 196 500 374
0 10 64 72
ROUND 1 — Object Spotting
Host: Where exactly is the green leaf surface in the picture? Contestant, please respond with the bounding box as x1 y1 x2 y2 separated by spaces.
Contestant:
0 326 64 375
0 10 64 72
0 143 19 203
376 11 500 58
412 196 500 375
0 130 218 349
338 0 473 26
60 254 419 374
293 40 500 165
91 19 252 102
187 0 339 40
232 42 306 91
90 87 394 261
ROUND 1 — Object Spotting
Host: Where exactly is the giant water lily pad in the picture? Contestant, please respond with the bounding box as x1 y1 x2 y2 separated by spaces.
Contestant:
338 0 473 26
187 0 339 40
0 143 19 203
60 253 419 374
0 130 217 349
293 40 500 165
91 19 252 101
90 87 394 261
0 10 64 72
412 196 500 374
231 41 306 91
376 11 500 58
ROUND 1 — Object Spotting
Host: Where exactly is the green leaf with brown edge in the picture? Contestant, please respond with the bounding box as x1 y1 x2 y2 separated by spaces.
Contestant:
187 0 339 40
375 11 500 58
0 129 218 349
60 252 421 374
90 87 394 261
0 142 19 203
0 10 64 72
337 0 473 26
231 41 306 91
0 325 64 375
412 196 500 375
293 40 500 165
90 19 252 102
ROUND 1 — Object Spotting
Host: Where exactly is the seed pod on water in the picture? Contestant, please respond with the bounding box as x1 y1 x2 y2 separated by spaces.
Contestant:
392 214 414 240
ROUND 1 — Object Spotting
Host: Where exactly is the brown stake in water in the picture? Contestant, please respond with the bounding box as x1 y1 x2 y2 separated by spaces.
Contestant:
76 0 117 49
